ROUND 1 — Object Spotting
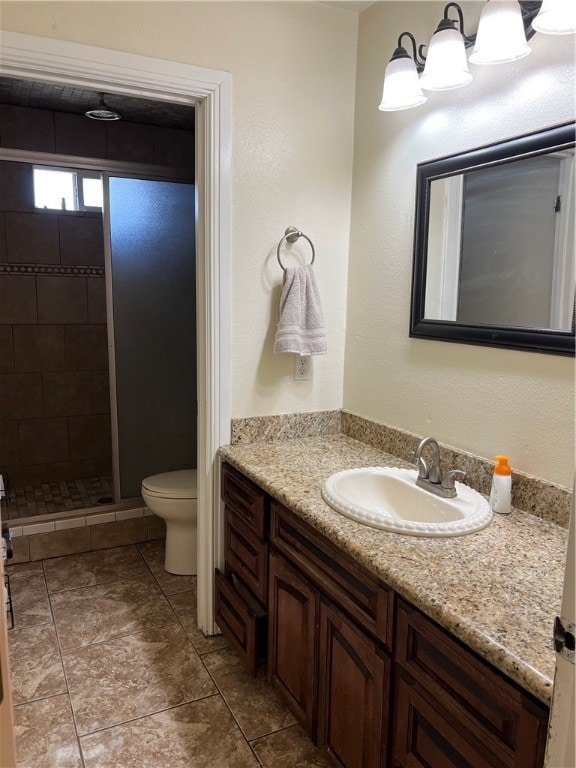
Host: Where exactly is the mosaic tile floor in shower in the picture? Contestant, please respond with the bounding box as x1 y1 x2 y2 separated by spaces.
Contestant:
7 476 114 519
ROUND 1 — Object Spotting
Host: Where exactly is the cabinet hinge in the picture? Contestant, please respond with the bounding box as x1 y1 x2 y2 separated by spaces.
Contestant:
553 616 575 664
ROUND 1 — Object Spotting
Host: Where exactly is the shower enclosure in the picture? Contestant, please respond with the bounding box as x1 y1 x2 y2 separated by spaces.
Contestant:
106 176 197 500
0 160 196 519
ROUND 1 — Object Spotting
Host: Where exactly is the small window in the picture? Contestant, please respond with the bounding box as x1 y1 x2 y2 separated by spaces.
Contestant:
33 166 103 212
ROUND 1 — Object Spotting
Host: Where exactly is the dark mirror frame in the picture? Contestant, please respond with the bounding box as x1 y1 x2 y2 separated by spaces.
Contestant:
410 122 576 356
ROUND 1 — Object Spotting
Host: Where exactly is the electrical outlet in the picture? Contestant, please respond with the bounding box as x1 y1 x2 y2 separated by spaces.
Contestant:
294 355 311 381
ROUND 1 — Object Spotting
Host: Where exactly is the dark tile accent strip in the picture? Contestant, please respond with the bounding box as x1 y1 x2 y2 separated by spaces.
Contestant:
0 263 104 277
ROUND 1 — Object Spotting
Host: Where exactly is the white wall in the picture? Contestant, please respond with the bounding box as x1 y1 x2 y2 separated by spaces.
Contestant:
346 1 575 487
0 1 358 418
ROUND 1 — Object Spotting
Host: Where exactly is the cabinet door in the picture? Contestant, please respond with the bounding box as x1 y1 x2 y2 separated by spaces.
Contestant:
394 601 548 768
393 669 508 768
318 600 390 768
268 550 319 736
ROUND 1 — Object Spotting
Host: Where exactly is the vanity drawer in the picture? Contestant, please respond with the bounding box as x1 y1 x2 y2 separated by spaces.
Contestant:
215 568 267 676
225 510 268 606
270 501 393 650
222 463 267 538
394 601 548 768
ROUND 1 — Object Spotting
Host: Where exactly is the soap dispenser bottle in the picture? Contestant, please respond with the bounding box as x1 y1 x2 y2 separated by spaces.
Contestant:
489 455 512 514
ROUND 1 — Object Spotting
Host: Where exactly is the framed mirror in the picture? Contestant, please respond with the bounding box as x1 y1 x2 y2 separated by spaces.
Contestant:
410 122 575 355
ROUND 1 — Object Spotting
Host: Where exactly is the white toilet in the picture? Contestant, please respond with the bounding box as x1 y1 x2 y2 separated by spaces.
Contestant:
141 469 197 576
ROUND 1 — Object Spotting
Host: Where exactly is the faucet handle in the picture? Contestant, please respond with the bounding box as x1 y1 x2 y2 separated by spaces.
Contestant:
441 469 466 490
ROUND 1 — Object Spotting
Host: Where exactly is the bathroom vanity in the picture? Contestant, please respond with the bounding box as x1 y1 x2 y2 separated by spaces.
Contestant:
215 437 565 768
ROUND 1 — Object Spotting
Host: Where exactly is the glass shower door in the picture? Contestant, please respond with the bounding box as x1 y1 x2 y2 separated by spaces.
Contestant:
106 176 196 500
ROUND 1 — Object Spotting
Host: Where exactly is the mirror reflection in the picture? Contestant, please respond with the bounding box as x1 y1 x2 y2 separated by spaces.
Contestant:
411 122 576 355
425 151 574 331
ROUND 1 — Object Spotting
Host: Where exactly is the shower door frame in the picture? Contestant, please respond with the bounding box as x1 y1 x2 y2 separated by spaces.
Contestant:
0 31 232 635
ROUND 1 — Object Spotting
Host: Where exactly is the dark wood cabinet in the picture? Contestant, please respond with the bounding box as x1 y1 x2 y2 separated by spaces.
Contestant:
270 500 393 649
215 463 269 675
392 601 548 768
268 549 319 736
214 568 266 676
216 463 549 768
318 599 390 768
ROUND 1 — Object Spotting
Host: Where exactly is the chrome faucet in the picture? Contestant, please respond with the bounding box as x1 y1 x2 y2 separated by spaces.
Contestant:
412 437 466 498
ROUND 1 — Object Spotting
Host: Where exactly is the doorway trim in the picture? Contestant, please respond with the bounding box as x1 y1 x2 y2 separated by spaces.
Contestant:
0 31 232 633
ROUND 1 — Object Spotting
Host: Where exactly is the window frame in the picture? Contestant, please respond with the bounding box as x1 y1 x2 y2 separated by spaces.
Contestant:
33 165 103 212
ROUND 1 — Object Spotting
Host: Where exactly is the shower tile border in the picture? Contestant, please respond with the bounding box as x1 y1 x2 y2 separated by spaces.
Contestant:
6 506 164 564
0 262 104 277
230 409 572 528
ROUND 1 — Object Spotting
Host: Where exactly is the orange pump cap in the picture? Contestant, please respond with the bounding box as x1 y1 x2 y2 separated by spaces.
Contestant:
493 455 512 476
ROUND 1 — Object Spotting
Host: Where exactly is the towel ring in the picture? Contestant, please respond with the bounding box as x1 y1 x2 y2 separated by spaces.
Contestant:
276 227 316 272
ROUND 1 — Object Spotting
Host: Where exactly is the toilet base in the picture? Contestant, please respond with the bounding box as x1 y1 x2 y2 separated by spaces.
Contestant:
164 522 197 575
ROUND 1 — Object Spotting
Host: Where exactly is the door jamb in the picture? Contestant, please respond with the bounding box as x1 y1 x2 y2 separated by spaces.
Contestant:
0 31 232 633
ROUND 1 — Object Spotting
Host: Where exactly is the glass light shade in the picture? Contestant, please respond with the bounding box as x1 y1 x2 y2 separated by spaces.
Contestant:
379 55 427 111
469 0 531 65
419 27 473 91
532 0 576 34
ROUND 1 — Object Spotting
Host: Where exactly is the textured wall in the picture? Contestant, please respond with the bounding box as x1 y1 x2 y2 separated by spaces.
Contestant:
0 1 358 418
346 1 575 487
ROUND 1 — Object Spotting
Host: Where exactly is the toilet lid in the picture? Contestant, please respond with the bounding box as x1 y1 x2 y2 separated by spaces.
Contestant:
142 469 197 499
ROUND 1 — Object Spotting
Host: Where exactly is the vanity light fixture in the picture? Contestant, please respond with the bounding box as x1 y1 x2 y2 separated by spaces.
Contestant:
532 0 576 34
378 32 427 112
469 0 531 65
419 3 473 91
380 0 575 112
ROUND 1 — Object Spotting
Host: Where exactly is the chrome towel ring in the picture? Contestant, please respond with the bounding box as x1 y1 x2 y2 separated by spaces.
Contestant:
276 226 316 272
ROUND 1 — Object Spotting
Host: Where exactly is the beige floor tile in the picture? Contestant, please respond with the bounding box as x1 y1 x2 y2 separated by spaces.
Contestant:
63 622 217 735
167 589 229 655
8 567 53 629
50 574 176 651
29 527 91 561
251 724 332 768
90 517 147 550
8 623 67 705
137 538 197 595
5 560 42 577
14 693 82 768
43 544 150 594
80 695 259 768
203 647 296 740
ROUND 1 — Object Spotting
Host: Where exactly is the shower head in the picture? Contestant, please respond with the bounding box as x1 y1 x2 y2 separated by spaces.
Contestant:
85 93 121 121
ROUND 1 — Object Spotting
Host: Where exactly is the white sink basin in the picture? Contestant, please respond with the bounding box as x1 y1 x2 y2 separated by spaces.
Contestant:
322 467 492 537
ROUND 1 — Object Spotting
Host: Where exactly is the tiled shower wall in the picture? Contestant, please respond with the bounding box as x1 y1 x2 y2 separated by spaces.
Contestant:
0 103 195 490
0 161 111 487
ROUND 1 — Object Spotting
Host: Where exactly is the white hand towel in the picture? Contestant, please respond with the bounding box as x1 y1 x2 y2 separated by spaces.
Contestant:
274 265 327 355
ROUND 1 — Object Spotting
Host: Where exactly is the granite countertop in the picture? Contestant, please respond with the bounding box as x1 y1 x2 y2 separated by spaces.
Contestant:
219 434 568 707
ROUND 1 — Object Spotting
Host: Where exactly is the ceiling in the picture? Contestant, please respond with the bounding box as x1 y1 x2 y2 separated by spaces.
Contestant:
0 77 195 130
319 1 375 10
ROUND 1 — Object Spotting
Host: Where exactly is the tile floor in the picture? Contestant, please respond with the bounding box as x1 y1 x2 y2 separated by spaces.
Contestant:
6 540 331 768
8 476 114 519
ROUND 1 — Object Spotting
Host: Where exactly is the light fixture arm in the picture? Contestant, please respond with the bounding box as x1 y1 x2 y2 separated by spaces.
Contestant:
396 31 426 72
437 1 543 51
443 2 475 45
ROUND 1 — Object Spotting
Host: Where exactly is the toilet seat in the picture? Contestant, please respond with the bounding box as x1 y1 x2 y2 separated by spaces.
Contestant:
141 469 197 499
